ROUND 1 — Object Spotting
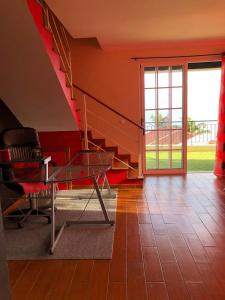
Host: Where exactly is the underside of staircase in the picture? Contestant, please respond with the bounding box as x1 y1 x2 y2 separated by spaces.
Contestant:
28 0 143 185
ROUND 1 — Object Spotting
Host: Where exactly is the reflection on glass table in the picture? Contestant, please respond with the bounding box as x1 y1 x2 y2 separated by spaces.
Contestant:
0 151 115 254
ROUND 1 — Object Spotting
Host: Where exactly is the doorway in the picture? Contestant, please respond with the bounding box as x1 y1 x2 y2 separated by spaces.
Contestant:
187 62 221 171
143 64 187 174
142 60 221 174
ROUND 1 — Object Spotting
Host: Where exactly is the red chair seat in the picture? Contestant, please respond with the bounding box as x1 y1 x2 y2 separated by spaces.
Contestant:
19 182 49 194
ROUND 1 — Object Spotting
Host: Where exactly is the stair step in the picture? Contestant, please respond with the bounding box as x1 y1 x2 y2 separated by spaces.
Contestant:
66 82 72 88
112 165 129 171
60 67 69 73
127 176 144 180
128 167 139 179
130 162 138 168
52 46 60 55
91 139 106 148
117 154 131 162
105 146 118 151
112 158 129 170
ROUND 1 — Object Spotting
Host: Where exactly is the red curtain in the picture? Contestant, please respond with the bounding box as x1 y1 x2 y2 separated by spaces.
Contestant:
214 56 225 176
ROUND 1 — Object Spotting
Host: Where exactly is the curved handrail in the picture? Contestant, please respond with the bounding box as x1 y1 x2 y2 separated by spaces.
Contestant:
73 83 145 133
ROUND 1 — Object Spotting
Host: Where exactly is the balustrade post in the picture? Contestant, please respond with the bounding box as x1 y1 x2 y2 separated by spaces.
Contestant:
138 127 144 178
138 153 143 178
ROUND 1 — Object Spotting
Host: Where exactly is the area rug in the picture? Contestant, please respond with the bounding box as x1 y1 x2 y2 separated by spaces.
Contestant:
4 189 117 260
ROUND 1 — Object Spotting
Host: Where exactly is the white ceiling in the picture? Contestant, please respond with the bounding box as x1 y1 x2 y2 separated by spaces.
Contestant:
46 0 225 49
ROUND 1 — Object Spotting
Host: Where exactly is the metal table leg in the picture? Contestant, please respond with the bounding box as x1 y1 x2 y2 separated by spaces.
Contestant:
49 174 114 254
50 182 66 254
93 176 112 223
66 175 114 226
104 174 112 198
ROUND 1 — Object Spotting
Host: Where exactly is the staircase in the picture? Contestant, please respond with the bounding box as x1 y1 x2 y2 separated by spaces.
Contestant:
27 0 79 127
28 0 143 185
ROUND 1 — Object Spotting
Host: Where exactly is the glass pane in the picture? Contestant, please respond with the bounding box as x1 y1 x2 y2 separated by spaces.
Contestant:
158 110 170 129
172 109 182 128
158 130 170 150
172 66 183 86
158 88 169 109
172 129 183 148
172 121 183 129
172 150 183 168
146 151 157 169
144 68 156 88
145 89 156 109
172 87 183 108
146 131 156 150
159 151 170 169
158 67 169 87
145 111 156 130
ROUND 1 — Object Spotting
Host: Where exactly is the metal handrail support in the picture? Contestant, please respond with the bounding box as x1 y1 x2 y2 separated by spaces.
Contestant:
37 0 73 96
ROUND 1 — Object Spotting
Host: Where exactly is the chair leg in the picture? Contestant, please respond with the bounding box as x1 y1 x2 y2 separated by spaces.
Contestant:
17 209 33 228
16 209 51 228
5 194 52 228
37 210 51 224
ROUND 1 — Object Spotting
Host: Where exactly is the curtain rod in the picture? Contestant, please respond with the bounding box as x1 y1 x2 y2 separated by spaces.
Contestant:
131 53 223 60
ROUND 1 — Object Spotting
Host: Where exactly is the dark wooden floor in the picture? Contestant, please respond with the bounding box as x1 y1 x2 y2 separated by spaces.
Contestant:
8 173 225 299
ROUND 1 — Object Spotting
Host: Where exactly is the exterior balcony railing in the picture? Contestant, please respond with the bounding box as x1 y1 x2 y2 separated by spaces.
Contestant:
144 119 217 171
145 119 218 146
187 120 217 146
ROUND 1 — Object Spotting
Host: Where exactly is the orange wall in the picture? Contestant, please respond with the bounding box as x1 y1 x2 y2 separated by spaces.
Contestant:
71 38 140 122
70 38 225 160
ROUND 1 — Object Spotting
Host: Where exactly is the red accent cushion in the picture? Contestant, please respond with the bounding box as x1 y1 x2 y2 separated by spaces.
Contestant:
12 162 49 194
19 182 50 194
12 162 40 169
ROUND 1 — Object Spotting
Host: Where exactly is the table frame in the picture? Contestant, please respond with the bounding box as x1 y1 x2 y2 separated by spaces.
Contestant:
49 172 114 254
1 151 115 255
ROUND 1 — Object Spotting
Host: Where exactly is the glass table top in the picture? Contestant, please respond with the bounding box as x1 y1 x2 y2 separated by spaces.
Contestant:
0 151 114 184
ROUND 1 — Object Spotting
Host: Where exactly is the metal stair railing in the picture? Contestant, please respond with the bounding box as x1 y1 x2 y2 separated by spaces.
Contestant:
37 0 73 97
77 93 144 178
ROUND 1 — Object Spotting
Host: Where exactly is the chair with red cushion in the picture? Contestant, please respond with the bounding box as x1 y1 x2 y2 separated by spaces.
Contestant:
0 127 52 228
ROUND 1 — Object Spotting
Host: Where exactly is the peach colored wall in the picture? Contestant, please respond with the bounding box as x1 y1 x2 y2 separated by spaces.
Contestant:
71 39 141 121
71 39 142 161
70 38 225 161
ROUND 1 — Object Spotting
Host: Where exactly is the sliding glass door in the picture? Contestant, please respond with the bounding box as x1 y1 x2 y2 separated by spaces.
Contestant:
143 63 187 174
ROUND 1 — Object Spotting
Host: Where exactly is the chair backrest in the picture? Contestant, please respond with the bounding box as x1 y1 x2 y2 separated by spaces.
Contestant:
0 127 41 160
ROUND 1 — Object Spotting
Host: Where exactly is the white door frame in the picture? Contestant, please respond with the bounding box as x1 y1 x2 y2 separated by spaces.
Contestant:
140 59 188 175
140 55 221 175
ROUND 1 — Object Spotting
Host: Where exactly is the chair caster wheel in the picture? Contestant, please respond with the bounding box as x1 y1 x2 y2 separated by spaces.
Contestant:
49 250 53 255
17 222 23 229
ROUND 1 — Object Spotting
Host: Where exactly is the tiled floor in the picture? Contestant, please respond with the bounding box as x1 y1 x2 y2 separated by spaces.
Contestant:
8 173 225 299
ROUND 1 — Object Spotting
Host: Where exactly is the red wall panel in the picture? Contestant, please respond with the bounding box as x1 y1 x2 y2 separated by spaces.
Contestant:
39 131 82 165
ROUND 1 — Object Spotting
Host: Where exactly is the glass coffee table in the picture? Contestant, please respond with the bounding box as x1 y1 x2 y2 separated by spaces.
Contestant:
0 151 115 254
